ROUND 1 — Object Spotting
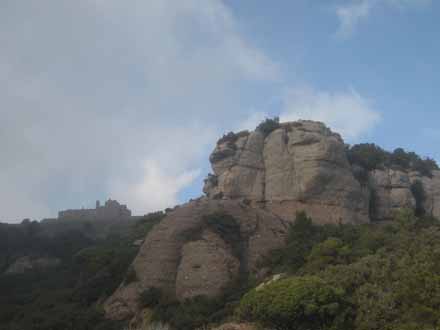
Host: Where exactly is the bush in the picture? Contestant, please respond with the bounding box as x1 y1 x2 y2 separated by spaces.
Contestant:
305 237 352 271
151 296 224 330
346 143 389 171
238 276 350 330
204 213 242 258
262 211 327 273
256 117 280 136
139 287 162 308
390 148 411 168
217 130 249 146
346 144 438 177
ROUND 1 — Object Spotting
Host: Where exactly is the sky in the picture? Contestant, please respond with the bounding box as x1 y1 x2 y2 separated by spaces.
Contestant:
1 0 439 222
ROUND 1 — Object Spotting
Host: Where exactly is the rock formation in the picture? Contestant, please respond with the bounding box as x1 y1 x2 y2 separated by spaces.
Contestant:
105 199 287 320
204 120 369 224
369 168 440 221
105 120 440 321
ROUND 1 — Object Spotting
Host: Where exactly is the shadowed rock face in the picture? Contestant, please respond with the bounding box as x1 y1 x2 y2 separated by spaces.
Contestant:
104 198 287 320
369 168 440 221
205 121 369 224
105 120 440 321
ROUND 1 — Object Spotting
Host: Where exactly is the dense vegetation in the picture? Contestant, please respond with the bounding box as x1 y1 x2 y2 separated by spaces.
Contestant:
238 276 348 330
0 212 164 330
256 116 281 136
346 143 438 177
104 209 440 330
3 202 440 329
137 212 254 330
238 210 440 330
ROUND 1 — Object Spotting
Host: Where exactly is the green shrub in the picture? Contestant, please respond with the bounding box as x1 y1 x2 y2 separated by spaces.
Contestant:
390 148 411 168
134 212 165 240
262 211 320 273
204 212 241 258
305 237 352 271
256 117 280 136
346 143 389 171
217 130 249 146
238 276 351 330
151 296 224 330
346 144 438 177
139 287 162 308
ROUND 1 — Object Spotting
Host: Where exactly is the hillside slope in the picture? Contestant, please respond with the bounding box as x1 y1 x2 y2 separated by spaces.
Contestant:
105 120 440 322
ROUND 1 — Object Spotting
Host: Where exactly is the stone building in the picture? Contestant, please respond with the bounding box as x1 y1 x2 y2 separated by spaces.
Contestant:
58 199 131 221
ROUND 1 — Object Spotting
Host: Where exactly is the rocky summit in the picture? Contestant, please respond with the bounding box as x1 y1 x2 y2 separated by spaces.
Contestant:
104 120 440 320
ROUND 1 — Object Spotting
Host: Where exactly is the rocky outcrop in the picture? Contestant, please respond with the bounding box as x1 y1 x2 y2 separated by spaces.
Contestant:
105 198 287 320
417 170 440 218
205 121 369 224
105 120 440 321
369 168 440 221
175 229 240 301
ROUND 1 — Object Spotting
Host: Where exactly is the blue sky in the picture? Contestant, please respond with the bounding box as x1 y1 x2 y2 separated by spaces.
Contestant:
1 0 439 222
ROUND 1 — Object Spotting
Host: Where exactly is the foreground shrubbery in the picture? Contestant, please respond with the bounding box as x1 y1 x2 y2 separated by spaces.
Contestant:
0 213 163 330
238 276 350 330
3 206 440 330
131 209 440 330
237 209 440 330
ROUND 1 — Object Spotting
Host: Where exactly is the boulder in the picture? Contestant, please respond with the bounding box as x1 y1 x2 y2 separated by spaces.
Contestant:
104 198 287 320
175 229 240 300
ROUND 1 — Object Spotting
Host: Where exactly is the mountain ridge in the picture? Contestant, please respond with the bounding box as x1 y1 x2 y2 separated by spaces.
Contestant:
104 119 440 321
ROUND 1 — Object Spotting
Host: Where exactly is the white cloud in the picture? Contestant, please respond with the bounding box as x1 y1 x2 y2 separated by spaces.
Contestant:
336 1 373 38
280 86 381 141
111 160 200 215
0 0 278 221
336 0 431 38
236 111 269 132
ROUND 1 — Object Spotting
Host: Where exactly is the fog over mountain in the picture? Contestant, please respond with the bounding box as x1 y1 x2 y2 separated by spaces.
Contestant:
2 0 439 222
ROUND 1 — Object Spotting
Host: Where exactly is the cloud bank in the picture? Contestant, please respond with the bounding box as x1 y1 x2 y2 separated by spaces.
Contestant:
280 86 380 141
336 0 431 38
1 1 384 222
0 0 278 221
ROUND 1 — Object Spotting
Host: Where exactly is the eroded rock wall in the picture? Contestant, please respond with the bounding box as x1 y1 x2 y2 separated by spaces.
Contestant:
104 198 287 320
369 168 440 221
205 121 369 224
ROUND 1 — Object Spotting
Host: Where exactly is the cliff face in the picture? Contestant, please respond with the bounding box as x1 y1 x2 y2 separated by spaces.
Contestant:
204 121 369 224
105 120 440 321
369 168 440 221
105 199 287 320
